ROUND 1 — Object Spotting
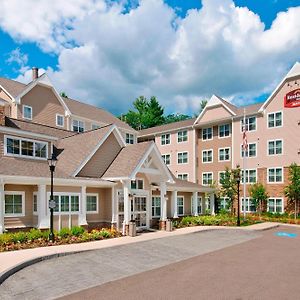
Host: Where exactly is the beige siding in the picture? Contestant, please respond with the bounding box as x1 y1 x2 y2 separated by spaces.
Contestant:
199 106 232 124
0 89 12 102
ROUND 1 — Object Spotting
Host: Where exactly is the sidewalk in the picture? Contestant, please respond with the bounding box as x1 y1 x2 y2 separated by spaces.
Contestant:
0 222 279 283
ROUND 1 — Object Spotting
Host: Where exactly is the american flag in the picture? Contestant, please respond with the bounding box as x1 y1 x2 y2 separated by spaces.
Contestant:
242 122 248 151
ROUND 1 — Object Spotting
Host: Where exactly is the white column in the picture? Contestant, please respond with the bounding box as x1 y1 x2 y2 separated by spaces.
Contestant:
160 182 167 221
193 192 198 216
111 187 117 226
123 180 130 226
38 184 49 228
172 190 178 218
0 181 4 233
79 186 88 225
201 196 206 215
210 193 215 215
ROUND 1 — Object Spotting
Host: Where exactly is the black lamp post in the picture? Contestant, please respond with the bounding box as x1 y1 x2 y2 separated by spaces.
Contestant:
47 153 57 242
235 172 241 227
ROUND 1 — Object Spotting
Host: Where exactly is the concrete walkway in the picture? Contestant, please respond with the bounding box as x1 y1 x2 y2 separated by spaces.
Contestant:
0 222 278 283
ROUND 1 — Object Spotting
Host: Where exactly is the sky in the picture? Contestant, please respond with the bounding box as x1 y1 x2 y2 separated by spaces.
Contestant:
0 0 300 116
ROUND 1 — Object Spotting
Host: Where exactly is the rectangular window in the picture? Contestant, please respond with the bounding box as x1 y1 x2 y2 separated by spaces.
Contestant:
6 137 20 155
161 133 170 145
162 154 171 165
60 195 70 212
49 193 80 213
202 149 213 163
33 193 38 214
268 140 283 155
4 192 24 216
268 112 282 128
92 124 100 130
268 198 283 213
126 133 134 144
220 197 230 211
72 120 84 132
202 172 213 185
35 142 47 158
242 198 257 213
241 143 257 158
70 195 79 212
202 127 212 140
21 140 34 156
177 196 184 216
219 147 230 161
219 124 230 138
197 197 202 214
131 179 144 190
152 196 161 217
177 130 188 143
219 171 226 185
268 168 283 183
178 174 188 181
56 114 64 127
177 152 188 164
23 105 32 120
241 116 256 131
87 194 98 212
241 169 257 184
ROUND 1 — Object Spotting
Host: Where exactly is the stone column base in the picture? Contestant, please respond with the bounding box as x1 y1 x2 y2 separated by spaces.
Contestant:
124 224 129 236
159 220 166 231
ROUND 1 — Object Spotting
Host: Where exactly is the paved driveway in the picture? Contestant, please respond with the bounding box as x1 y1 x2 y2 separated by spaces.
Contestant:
0 229 259 300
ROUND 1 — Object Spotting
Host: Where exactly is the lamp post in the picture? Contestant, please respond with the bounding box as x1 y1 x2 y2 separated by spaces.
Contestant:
47 153 57 242
235 172 241 227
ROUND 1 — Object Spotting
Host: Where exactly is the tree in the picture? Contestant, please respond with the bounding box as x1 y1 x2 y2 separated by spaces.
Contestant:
164 113 191 124
284 163 300 220
194 99 208 117
249 183 269 218
60 92 68 98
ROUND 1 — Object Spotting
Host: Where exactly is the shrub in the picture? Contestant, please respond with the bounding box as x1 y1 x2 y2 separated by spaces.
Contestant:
99 230 111 238
58 228 72 238
27 228 44 241
11 232 27 243
71 226 85 236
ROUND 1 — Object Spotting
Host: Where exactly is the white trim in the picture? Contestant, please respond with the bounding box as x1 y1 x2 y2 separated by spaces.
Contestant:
0 84 15 102
267 111 283 129
46 192 81 215
240 115 257 132
4 191 25 217
177 130 188 143
22 105 32 120
161 153 171 166
130 178 144 190
267 139 283 156
138 125 193 138
242 169 257 184
72 118 85 132
240 142 257 158
161 133 171 146
267 167 284 184
86 193 99 214
241 197 257 213
177 151 189 164
151 195 161 218
218 123 231 139
202 172 213 186
218 171 226 185
177 195 184 216
202 149 213 164
33 192 38 215
202 127 213 141
177 173 189 181
267 197 284 214
56 114 64 127
218 147 231 162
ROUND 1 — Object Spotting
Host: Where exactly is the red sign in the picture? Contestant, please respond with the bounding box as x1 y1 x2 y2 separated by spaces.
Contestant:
284 89 300 108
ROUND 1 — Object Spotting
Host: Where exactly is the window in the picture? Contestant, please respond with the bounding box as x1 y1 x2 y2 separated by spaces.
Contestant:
162 154 170 165
177 152 188 164
126 133 134 144
177 196 184 216
48 193 80 213
178 174 188 181
268 140 283 155
5 136 47 159
241 116 256 131
242 198 257 213
202 172 213 185
268 112 282 128
33 193 38 214
161 134 170 145
202 150 213 163
191 196 202 215
177 130 188 142
56 114 64 127
87 194 98 213
219 124 230 138
131 179 144 190
219 171 226 185
202 127 212 140
219 197 230 211
70 195 79 212
152 196 161 217
241 143 257 158
241 169 257 184
219 148 230 161
92 124 100 130
268 168 283 183
4 192 24 216
72 119 84 132
268 198 283 213
23 105 32 120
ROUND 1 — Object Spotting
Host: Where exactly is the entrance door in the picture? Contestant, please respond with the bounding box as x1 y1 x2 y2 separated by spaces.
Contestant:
131 196 147 228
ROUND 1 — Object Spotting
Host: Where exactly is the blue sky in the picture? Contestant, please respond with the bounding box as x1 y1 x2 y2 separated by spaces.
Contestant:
0 0 300 115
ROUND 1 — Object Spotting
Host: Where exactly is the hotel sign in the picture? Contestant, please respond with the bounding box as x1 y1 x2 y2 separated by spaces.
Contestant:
284 89 300 108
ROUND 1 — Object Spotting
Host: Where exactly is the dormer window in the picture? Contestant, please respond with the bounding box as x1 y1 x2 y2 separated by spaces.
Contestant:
72 119 84 132
23 105 32 120
56 114 64 127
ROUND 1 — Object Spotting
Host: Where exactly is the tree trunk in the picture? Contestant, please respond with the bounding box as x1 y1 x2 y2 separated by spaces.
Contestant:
295 200 297 221
259 200 262 220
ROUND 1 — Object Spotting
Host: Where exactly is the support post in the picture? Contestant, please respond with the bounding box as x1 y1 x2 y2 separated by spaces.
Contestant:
159 182 167 230
79 186 88 226
38 184 49 228
123 180 130 235
172 190 178 218
201 196 206 215
0 181 4 234
210 193 215 215
193 192 198 216
111 187 117 229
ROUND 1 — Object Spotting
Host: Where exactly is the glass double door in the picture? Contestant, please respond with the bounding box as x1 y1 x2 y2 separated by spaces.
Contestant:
131 196 147 228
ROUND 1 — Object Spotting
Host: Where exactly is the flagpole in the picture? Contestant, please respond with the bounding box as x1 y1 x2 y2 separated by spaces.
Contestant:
243 108 247 220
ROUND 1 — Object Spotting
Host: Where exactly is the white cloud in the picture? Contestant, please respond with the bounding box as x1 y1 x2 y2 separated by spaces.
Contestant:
6 48 28 71
6 0 300 115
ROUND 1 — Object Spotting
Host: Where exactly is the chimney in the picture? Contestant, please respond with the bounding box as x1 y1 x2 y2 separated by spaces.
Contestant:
32 67 39 80
0 105 5 126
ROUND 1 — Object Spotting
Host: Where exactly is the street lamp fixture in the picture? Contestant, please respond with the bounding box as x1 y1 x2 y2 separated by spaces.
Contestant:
235 171 241 227
47 153 58 242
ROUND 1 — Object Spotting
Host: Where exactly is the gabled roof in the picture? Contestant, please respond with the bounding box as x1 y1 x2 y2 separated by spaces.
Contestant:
0 77 26 99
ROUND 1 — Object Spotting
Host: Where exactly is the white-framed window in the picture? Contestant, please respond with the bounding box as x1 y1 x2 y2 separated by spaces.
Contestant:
131 179 144 190
92 124 100 130
202 172 213 186
191 196 202 215
241 143 257 158
268 198 284 213
202 127 213 141
177 196 184 216
5 135 48 159
241 116 256 131
4 191 25 217
56 114 64 127
219 124 230 138
268 111 282 128
177 130 188 143
242 197 257 213
241 169 257 184
48 193 80 214
162 154 171 165
219 171 226 185
178 173 188 181
87 194 98 213
202 149 213 163
22 105 32 120
161 133 170 145
33 192 38 215
219 147 230 161
268 168 283 183
126 133 134 144
72 119 84 132
268 140 283 156
152 196 161 217
219 197 230 211
177 152 188 164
